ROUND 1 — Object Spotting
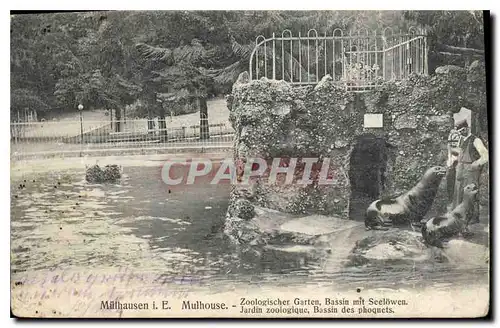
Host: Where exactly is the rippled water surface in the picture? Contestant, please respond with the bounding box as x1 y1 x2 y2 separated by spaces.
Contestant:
11 165 489 292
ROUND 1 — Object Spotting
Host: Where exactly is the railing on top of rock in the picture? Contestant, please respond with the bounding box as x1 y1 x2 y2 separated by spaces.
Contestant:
249 27 428 92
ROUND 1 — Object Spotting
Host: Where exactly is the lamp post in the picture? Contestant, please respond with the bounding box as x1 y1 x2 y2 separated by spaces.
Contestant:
78 104 84 144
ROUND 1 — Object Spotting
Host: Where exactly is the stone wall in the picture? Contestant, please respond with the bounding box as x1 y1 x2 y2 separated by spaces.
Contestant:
225 61 488 245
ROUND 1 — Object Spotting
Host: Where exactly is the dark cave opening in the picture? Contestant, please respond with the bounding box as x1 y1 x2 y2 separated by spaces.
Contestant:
348 133 389 220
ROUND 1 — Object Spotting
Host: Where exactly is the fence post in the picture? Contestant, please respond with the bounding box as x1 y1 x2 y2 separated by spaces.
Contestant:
264 38 267 78
272 33 276 80
341 32 344 81
255 36 260 80
307 35 310 83
255 38 259 80
331 31 335 80
399 33 403 80
424 28 429 75
348 30 352 85
324 32 327 78
249 46 253 81
298 31 302 83
382 30 386 80
282 33 285 81
290 33 293 82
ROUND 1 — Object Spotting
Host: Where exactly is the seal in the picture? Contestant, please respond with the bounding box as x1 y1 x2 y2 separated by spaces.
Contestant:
365 166 447 230
421 183 478 248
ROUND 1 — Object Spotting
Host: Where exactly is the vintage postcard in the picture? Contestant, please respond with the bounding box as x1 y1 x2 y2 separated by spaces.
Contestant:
10 10 490 318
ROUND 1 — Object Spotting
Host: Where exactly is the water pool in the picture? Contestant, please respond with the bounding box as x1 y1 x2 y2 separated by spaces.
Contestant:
11 162 489 316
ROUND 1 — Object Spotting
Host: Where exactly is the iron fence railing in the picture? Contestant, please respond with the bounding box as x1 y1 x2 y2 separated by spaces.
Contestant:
11 119 235 158
249 27 428 91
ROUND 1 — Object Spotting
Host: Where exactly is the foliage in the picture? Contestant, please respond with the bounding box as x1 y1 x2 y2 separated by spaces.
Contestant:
11 11 485 121
134 39 215 117
403 11 484 49
11 88 49 117
403 11 485 71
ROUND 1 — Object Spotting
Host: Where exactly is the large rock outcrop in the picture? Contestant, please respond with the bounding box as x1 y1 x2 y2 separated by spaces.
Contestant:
345 226 489 268
85 164 122 183
225 61 488 253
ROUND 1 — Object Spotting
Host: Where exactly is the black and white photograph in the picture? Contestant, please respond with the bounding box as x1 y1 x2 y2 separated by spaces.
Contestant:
9 9 491 318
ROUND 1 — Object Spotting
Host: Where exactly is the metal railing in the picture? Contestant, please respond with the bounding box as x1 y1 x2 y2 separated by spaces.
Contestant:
249 27 428 91
11 119 235 158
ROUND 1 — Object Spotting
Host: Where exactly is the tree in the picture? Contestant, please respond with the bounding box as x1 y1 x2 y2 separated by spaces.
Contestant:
11 89 49 120
13 10 485 124
11 14 59 119
135 37 216 139
403 11 485 71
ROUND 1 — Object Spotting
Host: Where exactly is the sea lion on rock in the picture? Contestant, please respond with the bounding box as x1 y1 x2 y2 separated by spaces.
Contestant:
421 183 478 248
365 166 447 230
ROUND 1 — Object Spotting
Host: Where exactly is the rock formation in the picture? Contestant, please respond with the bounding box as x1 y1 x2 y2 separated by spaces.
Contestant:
224 61 488 263
85 164 122 183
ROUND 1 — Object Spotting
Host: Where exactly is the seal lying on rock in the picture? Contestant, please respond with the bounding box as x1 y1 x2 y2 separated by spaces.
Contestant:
365 166 447 230
421 183 478 248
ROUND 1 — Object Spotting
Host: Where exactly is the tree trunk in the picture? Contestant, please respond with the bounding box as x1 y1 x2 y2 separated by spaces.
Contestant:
436 43 485 55
147 91 156 135
147 111 154 135
109 108 114 129
158 104 167 141
463 37 470 67
479 106 488 135
199 97 209 140
114 108 122 133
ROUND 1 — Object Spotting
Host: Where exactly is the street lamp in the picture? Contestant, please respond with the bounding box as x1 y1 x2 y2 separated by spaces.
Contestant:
78 104 84 144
